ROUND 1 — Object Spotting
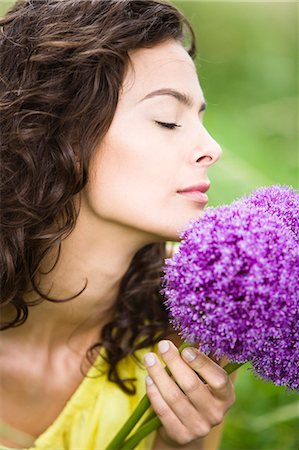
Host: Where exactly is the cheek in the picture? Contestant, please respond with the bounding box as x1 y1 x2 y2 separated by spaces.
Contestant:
87 138 173 218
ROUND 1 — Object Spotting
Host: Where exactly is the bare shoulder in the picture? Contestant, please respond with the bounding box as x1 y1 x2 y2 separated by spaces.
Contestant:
0 340 87 444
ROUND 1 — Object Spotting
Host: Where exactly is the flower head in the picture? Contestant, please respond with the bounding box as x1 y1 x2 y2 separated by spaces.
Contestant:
251 329 299 390
162 189 299 390
236 185 299 240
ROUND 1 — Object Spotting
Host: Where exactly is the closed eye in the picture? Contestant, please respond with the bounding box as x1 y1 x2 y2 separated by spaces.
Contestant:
155 121 182 130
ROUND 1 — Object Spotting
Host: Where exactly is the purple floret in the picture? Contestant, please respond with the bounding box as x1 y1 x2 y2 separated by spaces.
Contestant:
236 185 299 240
162 188 299 390
251 327 299 390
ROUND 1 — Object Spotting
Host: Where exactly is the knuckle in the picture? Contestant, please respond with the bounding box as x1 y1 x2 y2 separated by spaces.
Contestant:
213 373 228 390
149 389 160 402
164 351 177 363
192 419 211 438
194 355 207 370
211 411 224 426
197 421 211 437
167 389 181 404
155 405 169 419
183 378 199 395
177 430 194 445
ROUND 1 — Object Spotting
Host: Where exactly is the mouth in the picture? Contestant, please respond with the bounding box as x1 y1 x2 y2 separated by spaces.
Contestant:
177 182 210 205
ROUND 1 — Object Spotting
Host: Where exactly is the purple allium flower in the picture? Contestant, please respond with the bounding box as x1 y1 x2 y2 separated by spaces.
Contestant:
162 194 299 390
250 329 299 390
236 185 299 240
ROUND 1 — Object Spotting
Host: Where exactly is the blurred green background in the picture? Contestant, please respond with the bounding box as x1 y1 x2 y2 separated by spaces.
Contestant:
174 0 298 205
173 2 298 450
0 0 298 449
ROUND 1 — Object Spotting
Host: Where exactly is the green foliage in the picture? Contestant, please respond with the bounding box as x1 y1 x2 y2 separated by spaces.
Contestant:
221 366 299 450
175 0 298 205
174 2 299 449
1 1 298 449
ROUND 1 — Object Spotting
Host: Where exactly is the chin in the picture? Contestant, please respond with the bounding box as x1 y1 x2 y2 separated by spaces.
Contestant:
159 226 189 243
177 210 206 231
143 210 206 243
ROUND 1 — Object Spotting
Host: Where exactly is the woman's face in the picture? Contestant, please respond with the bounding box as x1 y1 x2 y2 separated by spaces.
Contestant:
81 40 222 243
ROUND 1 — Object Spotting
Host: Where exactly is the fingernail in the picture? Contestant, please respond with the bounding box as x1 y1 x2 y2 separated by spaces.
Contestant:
182 348 197 362
144 353 156 367
145 375 154 386
158 340 170 354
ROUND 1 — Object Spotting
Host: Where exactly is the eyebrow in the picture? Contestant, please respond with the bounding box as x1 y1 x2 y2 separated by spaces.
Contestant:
139 88 207 113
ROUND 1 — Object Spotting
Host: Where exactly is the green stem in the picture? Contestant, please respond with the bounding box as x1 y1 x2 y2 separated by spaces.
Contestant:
104 394 151 450
138 361 244 431
119 417 161 450
105 338 246 450
139 409 156 428
223 361 244 375
119 361 246 450
105 343 190 450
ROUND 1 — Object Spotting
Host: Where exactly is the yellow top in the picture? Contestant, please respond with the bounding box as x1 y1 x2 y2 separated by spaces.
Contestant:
0 347 157 450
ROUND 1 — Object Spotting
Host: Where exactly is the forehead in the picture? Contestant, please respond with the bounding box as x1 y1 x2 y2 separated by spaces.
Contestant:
121 40 203 102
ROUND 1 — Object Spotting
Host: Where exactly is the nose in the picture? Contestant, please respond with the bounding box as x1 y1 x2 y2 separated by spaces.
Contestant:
191 126 223 167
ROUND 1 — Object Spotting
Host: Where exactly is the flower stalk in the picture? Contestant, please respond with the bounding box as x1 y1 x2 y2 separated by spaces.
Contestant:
104 394 151 450
106 185 298 450
106 341 245 450
105 343 189 450
118 361 245 450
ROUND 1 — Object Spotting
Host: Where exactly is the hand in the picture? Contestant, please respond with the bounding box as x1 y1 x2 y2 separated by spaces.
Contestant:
144 340 235 447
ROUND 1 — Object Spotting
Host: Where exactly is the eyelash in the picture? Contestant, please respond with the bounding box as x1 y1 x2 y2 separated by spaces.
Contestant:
155 121 181 130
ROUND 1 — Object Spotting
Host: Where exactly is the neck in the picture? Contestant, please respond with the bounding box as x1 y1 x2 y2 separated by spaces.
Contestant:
3 200 163 352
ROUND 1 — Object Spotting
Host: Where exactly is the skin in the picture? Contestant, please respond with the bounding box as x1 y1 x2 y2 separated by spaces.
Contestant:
148 341 235 448
0 40 234 449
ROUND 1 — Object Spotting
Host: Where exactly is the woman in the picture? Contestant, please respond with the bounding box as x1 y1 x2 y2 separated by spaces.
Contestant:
0 0 235 448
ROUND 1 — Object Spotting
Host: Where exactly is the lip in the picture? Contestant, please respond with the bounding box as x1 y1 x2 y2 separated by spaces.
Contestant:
177 182 210 194
177 190 209 204
177 182 210 204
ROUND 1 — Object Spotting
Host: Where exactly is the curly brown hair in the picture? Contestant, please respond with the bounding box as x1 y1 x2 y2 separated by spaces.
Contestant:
0 0 196 393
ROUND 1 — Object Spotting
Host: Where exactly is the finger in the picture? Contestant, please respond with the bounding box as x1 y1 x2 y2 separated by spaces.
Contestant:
145 375 191 443
157 341 210 404
208 352 231 368
181 346 233 401
144 352 204 431
207 353 238 385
